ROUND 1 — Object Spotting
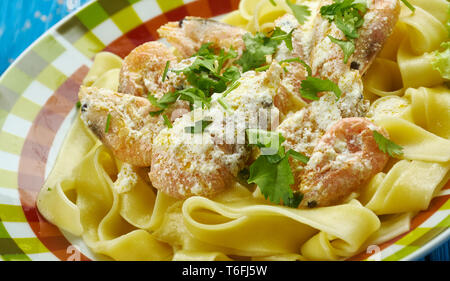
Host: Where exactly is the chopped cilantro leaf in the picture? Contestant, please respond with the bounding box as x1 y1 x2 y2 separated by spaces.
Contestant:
246 129 307 208
237 32 280 72
285 0 311 25
320 0 367 61
373 130 404 158
328 35 355 63
300 76 342 101
271 27 295 51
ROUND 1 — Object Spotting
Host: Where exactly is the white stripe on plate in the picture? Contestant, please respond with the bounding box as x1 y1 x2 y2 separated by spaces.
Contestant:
52 32 93 66
51 50 90 77
2 114 32 139
436 189 450 197
132 0 163 22
22 80 54 106
0 150 20 172
91 18 123 46
418 209 450 228
378 244 404 260
27 252 60 261
2 222 37 238
0 187 21 205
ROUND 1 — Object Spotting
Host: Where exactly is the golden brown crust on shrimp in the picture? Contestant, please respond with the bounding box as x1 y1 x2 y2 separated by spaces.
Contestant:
78 86 188 167
157 17 247 58
351 0 401 74
119 41 178 98
298 117 389 208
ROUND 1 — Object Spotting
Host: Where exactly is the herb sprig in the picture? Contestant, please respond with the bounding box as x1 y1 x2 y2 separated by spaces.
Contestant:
320 0 368 63
285 0 311 25
237 28 294 72
373 130 404 158
148 44 240 116
246 129 309 208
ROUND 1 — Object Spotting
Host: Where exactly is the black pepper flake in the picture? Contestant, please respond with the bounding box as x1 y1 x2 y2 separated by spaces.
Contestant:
81 103 88 112
307 200 317 208
350 61 360 70
178 19 185 27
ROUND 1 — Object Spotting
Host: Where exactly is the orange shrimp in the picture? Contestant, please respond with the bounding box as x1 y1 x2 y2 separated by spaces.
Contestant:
298 117 389 208
78 86 188 167
119 41 178 98
157 17 247 58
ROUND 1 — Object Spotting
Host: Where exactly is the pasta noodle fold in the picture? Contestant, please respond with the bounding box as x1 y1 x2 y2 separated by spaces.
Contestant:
37 0 450 261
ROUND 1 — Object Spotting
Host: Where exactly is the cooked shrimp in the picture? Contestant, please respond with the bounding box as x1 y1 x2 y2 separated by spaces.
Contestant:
78 86 188 167
311 0 400 78
150 67 282 199
119 41 178 98
157 17 247 58
298 117 389 208
351 0 401 74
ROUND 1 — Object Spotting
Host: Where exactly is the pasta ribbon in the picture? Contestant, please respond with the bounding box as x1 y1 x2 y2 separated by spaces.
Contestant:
375 117 450 163
363 160 450 215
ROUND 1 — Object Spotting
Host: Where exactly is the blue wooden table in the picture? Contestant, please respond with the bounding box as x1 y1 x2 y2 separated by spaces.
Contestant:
0 0 448 261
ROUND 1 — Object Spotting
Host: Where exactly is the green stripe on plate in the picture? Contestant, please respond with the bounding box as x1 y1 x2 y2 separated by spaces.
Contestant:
111 6 143 33
0 131 25 155
98 0 131 15
14 238 49 254
383 245 419 261
395 227 429 246
0 67 33 95
0 109 8 129
10 97 41 122
0 169 18 189
32 35 66 63
0 205 27 222
0 220 29 260
156 0 184 12
36 65 68 91
76 1 110 29
73 31 106 58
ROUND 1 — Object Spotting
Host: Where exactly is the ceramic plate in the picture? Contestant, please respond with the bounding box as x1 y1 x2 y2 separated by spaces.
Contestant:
0 0 448 261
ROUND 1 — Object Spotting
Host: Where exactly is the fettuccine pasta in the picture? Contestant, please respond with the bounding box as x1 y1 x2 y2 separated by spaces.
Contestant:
38 0 450 261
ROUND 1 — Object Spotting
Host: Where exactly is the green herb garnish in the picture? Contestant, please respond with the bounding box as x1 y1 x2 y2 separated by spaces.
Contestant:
279 57 312 76
76 101 81 109
163 114 172 128
222 81 241 98
162 61 170 82
184 120 213 134
269 0 277 6
105 114 111 133
328 35 355 64
320 0 368 62
300 76 342 101
401 0 415 12
373 130 404 158
246 129 309 208
285 0 311 25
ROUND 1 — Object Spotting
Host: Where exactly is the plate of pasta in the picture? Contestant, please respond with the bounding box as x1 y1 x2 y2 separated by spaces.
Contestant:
0 0 449 261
